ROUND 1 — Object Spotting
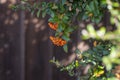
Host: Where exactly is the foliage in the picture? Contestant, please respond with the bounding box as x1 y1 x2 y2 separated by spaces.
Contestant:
51 41 117 80
12 0 106 52
82 0 120 70
13 0 120 80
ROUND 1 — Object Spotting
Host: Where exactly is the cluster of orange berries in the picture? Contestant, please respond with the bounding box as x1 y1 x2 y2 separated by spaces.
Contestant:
49 36 66 46
48 22 66 46
48 22 58 30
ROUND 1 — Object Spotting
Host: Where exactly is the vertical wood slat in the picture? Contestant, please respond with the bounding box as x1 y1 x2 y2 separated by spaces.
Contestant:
44 28 53 80
17 0 26 79
19 10 25 80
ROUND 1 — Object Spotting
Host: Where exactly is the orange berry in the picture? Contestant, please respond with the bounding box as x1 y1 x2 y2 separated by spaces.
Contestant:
49 36 66 46
48 22 58 30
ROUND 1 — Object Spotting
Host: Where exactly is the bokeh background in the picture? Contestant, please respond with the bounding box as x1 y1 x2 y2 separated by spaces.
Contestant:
0 0 111 80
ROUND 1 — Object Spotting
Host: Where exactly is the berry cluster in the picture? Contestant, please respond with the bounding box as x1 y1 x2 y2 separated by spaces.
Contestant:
48 22 66 46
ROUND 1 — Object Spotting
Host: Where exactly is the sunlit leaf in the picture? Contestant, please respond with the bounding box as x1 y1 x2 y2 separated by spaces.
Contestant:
37 9 41 17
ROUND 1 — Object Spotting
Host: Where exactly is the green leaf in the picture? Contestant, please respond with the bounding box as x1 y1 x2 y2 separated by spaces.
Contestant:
102 57 112 70
42 2 47 8
87 24 97 38
62 34 70 41
59 4 65 13
52 3 58 9
37 9 41 17
49 9 55 17
65 27 74 33
42 10 46 18
86 5 92 12
63 44 68 53
57 23 66 32
57 24 63 32
89 1 95 11
94 17 101 23
74 48 81 54
82 14 88 20
82 3 86 8
62 0 66 5
63 15 69 22
48 16 59 22
46 9 55 17
10 5 17 10
55 32 60 37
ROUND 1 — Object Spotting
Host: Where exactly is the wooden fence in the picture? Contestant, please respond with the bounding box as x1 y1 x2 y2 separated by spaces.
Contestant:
0 0 78 80
0 0 111 80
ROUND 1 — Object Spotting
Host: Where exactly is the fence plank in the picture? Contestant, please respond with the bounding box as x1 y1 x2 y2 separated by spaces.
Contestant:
19 10 25 80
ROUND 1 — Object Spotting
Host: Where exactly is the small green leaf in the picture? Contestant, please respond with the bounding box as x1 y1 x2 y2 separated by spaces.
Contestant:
63 44 68 53
62 35 70 41
59 4 65 13
42 2 47 8
42 10 46 18
10 5 17 10
65 27 74 33
57 24 63 32
62 0 66 5
55 32 60 37
37 9 41 17
89 1 95 11
82 14 88 20
63 15 69 22
52 3 58 9
86 5 92 12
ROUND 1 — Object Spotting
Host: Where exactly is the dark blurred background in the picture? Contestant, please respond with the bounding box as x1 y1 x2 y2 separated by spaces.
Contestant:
0 0 111 80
